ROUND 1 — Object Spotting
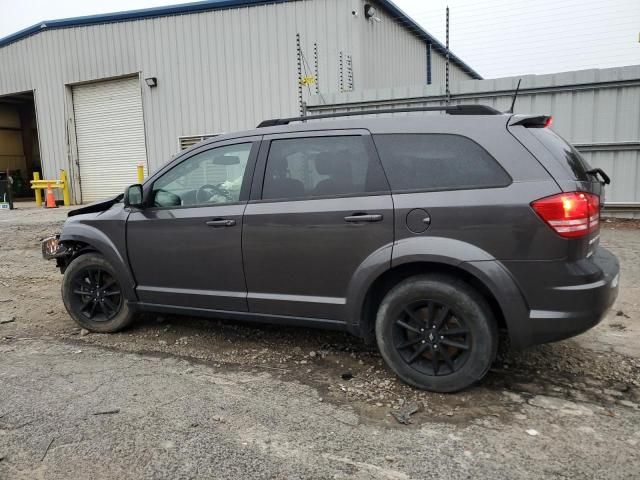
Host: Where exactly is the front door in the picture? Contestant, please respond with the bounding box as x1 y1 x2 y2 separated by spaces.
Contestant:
127 138 259 311
242 131 394 321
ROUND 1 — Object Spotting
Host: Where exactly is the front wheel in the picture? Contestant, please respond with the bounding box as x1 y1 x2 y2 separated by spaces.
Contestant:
62 253 135 332
375 275 497 393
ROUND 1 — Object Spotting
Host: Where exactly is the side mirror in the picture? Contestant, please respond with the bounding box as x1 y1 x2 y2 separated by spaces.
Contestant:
124 184 144 209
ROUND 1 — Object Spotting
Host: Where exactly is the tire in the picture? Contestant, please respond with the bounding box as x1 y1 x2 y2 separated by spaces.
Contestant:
375 274 497 393
62 252 135 333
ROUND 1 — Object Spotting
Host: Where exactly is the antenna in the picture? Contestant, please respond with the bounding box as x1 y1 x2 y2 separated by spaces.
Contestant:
445 6 450 105
507 78 522 114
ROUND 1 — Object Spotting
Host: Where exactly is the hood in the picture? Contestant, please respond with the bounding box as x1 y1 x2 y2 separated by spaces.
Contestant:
68 194 124 217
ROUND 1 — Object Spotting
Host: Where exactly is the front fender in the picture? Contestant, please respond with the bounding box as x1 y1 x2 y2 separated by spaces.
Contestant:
59 222 137 302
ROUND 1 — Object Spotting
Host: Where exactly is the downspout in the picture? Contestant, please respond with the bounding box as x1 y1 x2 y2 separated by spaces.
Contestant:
426 42 432 85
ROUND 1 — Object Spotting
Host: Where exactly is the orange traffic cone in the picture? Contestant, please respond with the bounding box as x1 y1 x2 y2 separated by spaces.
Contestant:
45 183 57 208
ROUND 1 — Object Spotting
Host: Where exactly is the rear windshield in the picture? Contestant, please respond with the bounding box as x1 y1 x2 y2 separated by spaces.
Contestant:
530 129 592 181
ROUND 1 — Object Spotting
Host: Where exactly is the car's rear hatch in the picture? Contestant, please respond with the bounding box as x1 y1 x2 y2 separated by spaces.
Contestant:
508 116 609 259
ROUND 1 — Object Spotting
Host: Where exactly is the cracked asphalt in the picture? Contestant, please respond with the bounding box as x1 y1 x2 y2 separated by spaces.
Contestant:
1 203 640 479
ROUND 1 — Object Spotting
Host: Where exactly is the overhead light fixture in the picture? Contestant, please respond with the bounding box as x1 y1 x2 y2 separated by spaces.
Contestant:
145 77 158 87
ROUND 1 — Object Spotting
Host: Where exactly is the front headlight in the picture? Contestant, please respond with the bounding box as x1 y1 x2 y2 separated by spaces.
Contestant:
41 235 63 260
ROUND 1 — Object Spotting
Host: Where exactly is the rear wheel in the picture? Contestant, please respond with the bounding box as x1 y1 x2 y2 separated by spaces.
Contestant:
62 253 135 332
375 275 497 392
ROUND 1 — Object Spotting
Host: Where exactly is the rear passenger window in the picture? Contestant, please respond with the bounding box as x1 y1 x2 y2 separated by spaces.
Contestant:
262 136 388 200
373 134 511 192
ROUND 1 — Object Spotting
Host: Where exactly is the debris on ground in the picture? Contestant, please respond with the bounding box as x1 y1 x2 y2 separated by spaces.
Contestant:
80 329 90 336
391 402 423 425
0 316 16 324
92 409 120 416
526 429 540 436
610 323 627 331
616 310 631 319
341 372 353 381
41 438 55 462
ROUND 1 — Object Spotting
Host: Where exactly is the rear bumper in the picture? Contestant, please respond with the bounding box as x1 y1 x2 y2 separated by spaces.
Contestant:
503 247 619 348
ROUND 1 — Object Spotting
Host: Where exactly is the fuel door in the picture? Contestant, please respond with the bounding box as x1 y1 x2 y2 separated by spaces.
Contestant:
405 208 431 234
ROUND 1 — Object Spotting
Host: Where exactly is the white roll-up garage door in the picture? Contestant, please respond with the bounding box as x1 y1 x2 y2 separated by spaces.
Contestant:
73 77 147 202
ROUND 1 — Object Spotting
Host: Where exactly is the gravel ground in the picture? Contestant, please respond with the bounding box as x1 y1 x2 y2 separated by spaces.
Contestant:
1 203 640 479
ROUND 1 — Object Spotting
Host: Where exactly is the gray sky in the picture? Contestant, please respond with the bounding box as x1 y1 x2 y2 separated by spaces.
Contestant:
1 0 638 78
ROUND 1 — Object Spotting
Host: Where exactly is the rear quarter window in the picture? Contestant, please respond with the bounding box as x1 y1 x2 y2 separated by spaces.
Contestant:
373 134 511 193
529 129 592 182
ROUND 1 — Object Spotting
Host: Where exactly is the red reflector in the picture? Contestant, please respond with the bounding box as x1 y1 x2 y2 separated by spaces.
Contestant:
531 192 600 239
544 116 553 128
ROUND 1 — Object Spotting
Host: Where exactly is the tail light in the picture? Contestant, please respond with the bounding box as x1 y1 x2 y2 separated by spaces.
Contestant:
531 192 600 238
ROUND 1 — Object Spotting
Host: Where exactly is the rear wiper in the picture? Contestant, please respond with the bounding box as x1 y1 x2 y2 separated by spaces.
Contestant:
586 168 611 185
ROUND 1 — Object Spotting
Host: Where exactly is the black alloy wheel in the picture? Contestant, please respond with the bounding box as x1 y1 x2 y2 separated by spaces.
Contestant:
69 267 123 321
393 300 471 376
375 275 497 393
62 253 135 332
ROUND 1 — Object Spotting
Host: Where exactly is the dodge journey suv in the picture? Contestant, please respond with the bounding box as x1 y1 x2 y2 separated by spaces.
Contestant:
42 105 619 392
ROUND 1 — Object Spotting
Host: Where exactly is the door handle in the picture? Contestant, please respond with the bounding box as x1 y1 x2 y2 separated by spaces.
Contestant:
206 218 236 227
344 213 383 223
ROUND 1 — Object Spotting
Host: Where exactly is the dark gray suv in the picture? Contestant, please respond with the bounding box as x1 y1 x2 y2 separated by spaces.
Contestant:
42 105 619 392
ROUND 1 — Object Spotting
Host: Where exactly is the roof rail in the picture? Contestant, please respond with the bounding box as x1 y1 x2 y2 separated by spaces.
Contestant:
257 104 502 128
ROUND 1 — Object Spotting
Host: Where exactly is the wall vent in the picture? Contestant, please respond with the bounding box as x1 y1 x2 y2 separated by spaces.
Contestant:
178 134 221 150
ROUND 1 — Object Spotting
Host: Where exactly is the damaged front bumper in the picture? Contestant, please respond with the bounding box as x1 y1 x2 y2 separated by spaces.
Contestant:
41 235 67 260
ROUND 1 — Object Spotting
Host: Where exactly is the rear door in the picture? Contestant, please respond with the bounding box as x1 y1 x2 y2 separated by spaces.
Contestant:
242 130 393 321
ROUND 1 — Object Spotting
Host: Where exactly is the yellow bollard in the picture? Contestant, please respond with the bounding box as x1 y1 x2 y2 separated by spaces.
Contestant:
60 170 71 206
137 164 145 184
33 172 42 206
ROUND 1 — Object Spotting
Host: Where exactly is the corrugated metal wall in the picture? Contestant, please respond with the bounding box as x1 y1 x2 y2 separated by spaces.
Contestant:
356 5 426 91
430 53 470 86
307 65 640 216
0 0 471 202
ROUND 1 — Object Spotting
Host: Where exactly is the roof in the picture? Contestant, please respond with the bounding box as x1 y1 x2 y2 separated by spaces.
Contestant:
0 0 481 79
176 112 508 159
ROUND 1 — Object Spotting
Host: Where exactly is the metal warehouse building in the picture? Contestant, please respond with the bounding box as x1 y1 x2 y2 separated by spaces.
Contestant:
0 0 479 203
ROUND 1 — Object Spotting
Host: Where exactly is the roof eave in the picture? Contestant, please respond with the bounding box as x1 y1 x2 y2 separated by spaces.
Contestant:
376 0 483 80
0 0 286 48
0 0 483 81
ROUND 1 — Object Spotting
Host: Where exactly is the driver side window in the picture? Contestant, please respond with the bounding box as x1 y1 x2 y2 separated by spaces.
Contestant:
152 142 253 208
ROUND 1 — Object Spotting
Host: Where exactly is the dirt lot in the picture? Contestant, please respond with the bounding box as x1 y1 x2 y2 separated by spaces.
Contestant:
1 203 640 479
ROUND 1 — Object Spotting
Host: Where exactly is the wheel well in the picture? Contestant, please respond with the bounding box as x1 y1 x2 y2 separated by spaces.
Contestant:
360 262 507 340
57 241 98 272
